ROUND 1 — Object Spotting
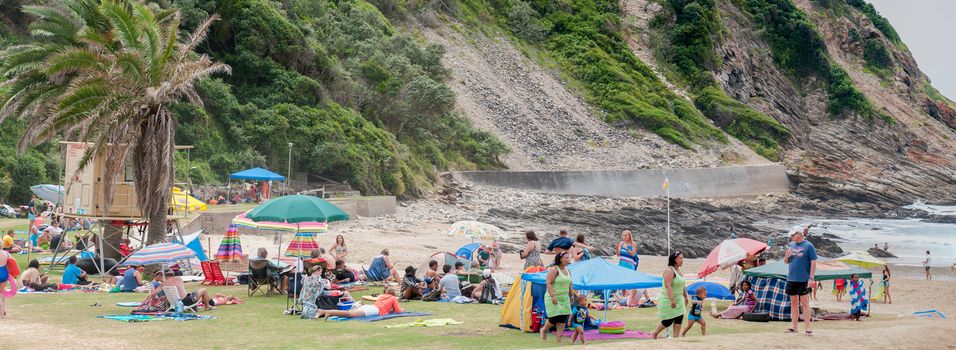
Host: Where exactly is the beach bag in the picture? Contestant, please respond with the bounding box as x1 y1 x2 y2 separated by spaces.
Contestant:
478 279 496 304
530 309 543 332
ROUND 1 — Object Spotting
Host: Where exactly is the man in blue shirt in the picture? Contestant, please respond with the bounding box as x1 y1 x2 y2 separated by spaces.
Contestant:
784 226 816 335
546 230 574 254
62 256 90 285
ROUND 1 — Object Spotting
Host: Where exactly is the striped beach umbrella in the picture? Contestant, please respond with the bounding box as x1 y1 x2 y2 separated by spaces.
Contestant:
232 211 329 233
123 242 196 266
215 225 244 262
445 221 504 241
285 232 320 257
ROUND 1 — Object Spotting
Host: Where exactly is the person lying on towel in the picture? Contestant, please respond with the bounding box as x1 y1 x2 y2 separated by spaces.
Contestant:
317 287 402 319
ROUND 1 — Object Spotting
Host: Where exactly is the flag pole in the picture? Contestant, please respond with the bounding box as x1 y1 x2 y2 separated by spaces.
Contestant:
665 177 671 257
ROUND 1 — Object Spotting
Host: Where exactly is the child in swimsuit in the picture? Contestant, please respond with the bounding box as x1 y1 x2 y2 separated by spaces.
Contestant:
682 287 707 336
570 295 590 345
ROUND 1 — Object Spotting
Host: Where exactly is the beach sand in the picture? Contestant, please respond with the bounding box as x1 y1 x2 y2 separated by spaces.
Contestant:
204 205 956 349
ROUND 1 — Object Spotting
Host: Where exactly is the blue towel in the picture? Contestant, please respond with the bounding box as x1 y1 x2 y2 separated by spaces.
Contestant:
157 313 216 321
97 315 160 322
327 312 431 322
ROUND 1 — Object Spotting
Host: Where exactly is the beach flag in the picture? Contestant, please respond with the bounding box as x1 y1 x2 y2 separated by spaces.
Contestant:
662 178 670 190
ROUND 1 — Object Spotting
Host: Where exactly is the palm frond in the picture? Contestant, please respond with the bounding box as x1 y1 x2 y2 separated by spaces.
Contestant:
179 14 219 61
21 5 79 44
100 0 143 52
45 47 110 76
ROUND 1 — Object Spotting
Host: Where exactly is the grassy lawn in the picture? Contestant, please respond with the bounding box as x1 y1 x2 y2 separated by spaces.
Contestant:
4 264 903 349
5 284 772 349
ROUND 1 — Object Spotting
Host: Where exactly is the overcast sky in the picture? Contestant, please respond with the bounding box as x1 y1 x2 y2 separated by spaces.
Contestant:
867 0 955 99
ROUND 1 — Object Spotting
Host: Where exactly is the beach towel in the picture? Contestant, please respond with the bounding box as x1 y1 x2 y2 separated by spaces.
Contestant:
97 315 161 322
560 329 653 340
849 280 868 315
116 302 142 307
157 313 216 321
384 318 464 328
870 280 884 301
327 312 431 322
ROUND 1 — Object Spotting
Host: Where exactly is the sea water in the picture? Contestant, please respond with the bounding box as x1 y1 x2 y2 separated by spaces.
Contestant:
762 204 956 272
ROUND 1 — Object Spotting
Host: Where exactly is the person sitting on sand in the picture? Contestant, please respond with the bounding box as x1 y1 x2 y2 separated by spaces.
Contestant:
331 259 355 284
476 244 491 269
454 261 468 276
401 266 425 301
318 287 403 319
711 280 757 319
146 270 215 311
471 269 500 302
62 256 90 285
2 230 22 253
367 249 399 282
423 260 441 290
19 259 57 291
120 265 146 292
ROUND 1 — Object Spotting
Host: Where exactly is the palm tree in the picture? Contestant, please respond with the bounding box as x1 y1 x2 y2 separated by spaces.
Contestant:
0 0 229 251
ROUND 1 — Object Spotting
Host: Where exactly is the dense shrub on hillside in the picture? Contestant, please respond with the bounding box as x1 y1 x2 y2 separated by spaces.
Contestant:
739 0 886 122
651 0 791 159
844 0 901 46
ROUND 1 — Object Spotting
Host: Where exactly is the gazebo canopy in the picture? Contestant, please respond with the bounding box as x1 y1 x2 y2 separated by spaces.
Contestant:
229 167 285 181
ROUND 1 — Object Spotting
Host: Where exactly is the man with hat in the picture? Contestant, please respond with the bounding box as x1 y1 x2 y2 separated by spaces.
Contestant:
784 225 816 335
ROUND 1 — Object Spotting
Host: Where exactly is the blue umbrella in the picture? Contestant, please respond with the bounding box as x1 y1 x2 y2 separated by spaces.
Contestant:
686 281 735 300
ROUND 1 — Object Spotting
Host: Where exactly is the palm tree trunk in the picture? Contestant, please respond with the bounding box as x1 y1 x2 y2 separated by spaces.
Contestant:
146 210 167 245
102 222 124 261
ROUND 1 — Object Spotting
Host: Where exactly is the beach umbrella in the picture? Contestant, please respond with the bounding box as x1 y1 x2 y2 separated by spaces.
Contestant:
171 187 207 212
835 251 885 269
445 221 504 241
232 211 329 233
215 225 244 262
285 232 320 257
123 242 196 266
698 238 768 278
30 184 64 204
686 281 735 300
245 195 349 223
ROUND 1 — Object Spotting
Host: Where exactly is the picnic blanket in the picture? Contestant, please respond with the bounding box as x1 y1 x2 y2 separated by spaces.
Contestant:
327 312 431 322
384 318 463 328
560 329 653 340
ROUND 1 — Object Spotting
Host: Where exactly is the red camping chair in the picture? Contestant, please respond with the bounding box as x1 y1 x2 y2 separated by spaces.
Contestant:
201 261 228 286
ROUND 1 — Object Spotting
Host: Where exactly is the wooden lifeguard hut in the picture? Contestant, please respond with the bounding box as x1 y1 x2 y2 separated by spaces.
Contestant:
52 142 197 275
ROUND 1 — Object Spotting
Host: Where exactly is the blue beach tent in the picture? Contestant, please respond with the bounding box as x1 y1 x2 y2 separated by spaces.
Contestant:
519 258 662 321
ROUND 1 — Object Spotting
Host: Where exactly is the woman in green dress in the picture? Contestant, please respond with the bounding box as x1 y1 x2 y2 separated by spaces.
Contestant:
652 251 689 339
540 251 575 343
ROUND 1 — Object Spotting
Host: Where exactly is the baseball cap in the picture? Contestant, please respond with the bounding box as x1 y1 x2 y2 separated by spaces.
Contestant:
790 225 805 236
483 269 491 278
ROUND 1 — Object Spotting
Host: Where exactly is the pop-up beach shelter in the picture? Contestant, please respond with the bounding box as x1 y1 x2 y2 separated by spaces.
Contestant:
228 167 286 200
229 167 286 181
744 260 871 320
501 258 662 330
172 230 208 262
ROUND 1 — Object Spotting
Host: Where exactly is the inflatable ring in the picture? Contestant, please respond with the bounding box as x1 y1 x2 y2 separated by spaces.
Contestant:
1 278 17 298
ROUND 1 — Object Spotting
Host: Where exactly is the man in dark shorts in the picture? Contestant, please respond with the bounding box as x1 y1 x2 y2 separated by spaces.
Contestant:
784 226 817 335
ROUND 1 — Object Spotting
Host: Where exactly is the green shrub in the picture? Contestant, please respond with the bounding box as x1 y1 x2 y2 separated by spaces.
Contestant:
862 37 893 74
695 87 791 160
845 0 901 45
507 0 552 42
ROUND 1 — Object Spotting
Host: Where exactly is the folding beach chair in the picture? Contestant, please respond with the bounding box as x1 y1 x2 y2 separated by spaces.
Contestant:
248 259 280 296
162 286 199 313
201 261 227 286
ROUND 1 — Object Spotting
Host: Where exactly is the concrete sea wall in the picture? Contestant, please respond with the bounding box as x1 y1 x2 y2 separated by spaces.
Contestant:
455 165 791 198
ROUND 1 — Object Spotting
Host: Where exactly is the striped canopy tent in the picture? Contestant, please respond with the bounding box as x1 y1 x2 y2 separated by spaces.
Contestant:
123 242 196 266
214 224 244 262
